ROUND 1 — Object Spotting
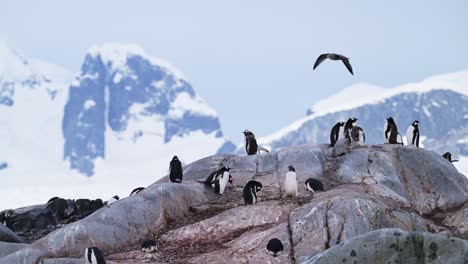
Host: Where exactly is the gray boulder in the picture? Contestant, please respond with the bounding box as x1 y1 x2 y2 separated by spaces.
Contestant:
0 242 27 258
302 228 468 264
0 224 26 244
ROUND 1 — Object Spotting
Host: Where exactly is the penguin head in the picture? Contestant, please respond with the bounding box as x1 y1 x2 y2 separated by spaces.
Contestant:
243 130 250 136
386 117 395 124
443 152 451 161
338 121 345 126
113 195 119 200
412 120 419 127
172 155 179 161
351 117 358 122
255 181 263 192
288 165 296 172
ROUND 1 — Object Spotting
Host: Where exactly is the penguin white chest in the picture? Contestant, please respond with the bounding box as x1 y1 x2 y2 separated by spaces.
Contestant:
383 123 389 143
284 171 298 196
218 171 230 194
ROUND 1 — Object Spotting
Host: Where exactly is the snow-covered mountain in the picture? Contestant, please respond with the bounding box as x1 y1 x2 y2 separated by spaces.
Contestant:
257 70 468 175
0 41 234 210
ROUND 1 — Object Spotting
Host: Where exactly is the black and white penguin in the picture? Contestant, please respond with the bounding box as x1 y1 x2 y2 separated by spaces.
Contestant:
130 187 145 196
406 120 420 147
199 166 232 188
330 121 345 147
214 168 232 195
243 130 259 155
284 165 298 198
169 156 183 183
350 126 366 146
384 117 403 145
443 152 459 163
85 247 106 264
105 195 119 207
344 117 358 146
243 180 263 205
266 238 284 257
0 209 14 227
305 178 324 194
141 239 157 253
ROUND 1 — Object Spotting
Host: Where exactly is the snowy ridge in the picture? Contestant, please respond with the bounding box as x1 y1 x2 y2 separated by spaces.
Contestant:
260 70 468 144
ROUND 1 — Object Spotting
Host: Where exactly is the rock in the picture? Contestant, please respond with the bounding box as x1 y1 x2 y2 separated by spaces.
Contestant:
289 185 427 262
0 242 27 258
0 182 207 264
302 228 468 264
0 224 26 243
1 144 467 263
40 258 83 264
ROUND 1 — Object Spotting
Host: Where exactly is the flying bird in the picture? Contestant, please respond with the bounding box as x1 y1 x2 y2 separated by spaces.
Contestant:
313 53 354 75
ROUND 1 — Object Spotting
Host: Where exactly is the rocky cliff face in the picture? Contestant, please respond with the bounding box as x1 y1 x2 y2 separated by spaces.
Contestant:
1 144 467 264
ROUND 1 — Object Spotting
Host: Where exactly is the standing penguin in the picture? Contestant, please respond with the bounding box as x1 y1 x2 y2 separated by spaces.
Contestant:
384 117 403 145
214 167 232 195
350 126 366 146
329 121 345 147
266 238 284 257
243 180 263 205
169 156 183 183
344 117 358 145
305 178 324 194
243 130 259 155
199 166 232 188
406 120 420 147
284 165 298 198
85 247 106 264
443 152 459 163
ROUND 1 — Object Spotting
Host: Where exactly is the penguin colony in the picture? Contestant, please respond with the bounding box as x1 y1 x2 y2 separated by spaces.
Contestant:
24 52 457 262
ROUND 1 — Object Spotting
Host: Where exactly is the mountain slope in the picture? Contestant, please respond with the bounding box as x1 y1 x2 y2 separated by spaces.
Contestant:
258 70 468 175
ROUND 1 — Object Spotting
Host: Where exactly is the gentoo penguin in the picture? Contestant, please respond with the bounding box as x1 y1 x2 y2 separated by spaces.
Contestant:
141 239 157 253
305 178 324 194
350 126 366 146
284 165 298 198
85 247 106 264
313 53 354 75
214 167 232 195
0 209 13 226
330 121 345 147
406 120 420 147
266 238 284 257
130 187 145 196
243 130 259 155
169 155 183 183
384 117 403 145
199 166 232 188
443 152 459 163
105 195 119 207
243 180 263 205
344 117 358 145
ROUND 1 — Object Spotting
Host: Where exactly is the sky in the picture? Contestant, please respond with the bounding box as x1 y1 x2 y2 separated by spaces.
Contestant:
2 0 468 141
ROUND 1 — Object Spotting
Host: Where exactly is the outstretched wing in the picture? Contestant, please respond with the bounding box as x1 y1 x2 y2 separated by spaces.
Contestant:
340 57 354 75
313 54 328 70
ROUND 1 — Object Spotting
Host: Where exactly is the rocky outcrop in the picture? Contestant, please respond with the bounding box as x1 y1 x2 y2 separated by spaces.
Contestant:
0 225 26 244
1 144 467 263
302 228 468 264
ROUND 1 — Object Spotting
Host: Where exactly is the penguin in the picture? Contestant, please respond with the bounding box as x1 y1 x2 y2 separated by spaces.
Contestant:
266 238 284 257
105 195 119 207
130 187 145 196
85 247 106 264
305 178 324 194
0 209 13 226
214 168 232 195
243 180 263 205
344 117 358 145
46 197 68 221
443 152 459 163
284 165 298 198
406 120 420 147
330 121 345 147
384 117 404 145
199 166 232 188
243 130 259 155
350 126 366 146
169 155 183 183
141 239 157 253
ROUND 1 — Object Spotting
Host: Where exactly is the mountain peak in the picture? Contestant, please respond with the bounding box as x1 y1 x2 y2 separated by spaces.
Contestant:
87 43 185 80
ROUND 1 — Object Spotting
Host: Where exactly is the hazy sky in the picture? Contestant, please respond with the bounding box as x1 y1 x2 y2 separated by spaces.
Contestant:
2 1 468 141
